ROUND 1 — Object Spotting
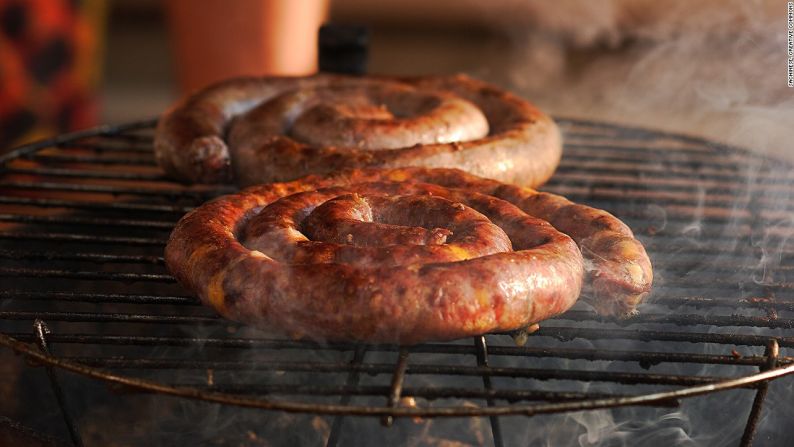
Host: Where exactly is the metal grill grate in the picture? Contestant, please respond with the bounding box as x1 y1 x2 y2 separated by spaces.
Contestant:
1 118 794 446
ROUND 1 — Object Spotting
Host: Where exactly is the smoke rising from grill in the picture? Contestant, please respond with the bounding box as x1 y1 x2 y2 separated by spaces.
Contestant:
470 1 794 445
480 0 790 162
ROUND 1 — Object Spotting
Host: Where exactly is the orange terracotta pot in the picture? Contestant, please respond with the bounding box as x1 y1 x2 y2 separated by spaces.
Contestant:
166 0 329 94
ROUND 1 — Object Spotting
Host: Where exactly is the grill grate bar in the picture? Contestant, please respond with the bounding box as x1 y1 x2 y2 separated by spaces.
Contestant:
0 196 192 213
652 296 794 312
0 181 224 198
0 119 156 163
0 233 168 246
561 147 774 170
0 291 192 305
0 311 215 324
639 239 794 256
658 265 794 279
558 311 794 330
614 210 789 228
0 268 174 282
5 332 787 366
56 356 756 388
554 164 794 185
29 153 158 166
0 213 176 229
550 172 794 195
551 189 794 212
532 327 792 348
561 152 772 176
561 143 769 162
75 132 153 143
557 121 759 153
58 143 154 153
634 278 794 293
6 304 792 331
0 250 165 265
3 166 168 180
483 346 779 367
164 383 677 406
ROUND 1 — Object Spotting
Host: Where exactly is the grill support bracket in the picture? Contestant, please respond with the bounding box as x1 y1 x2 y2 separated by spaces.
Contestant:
739 339 780 447
34 320 84 447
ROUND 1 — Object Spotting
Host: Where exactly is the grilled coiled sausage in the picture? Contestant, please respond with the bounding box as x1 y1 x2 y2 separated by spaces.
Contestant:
154 74 561 187
165 168 652 344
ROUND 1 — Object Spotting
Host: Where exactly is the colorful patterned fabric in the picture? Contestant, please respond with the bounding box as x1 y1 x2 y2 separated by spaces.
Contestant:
0 0 105 149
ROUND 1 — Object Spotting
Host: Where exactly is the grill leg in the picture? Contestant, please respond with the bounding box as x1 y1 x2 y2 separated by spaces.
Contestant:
739 339 779 447
33 320 84 447
381 349 411 427
475 336 504 447
326 346 366 447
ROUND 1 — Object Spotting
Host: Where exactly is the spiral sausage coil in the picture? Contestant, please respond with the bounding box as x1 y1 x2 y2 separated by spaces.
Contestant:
154 74 561 187
166 168 652 344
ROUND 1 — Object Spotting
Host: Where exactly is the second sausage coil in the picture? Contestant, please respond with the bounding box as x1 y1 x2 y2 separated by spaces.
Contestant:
154 74 561 187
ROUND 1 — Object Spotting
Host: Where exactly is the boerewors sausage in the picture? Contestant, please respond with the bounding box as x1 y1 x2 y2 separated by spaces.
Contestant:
154 74 561 187
165 168 652 344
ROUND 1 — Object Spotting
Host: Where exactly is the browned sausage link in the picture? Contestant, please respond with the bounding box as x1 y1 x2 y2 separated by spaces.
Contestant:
165 171 584 344
154 74 561 187
318 167 653 316
302 194 457 248
244 188 513 268
154 74 348 183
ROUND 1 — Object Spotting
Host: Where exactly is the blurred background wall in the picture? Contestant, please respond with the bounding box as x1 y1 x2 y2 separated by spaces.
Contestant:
2 0 790 161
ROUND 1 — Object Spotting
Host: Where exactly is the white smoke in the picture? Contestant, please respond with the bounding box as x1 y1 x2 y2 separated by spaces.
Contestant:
492 0 792 163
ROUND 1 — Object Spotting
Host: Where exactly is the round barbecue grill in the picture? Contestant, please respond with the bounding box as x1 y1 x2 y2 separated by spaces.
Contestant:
1 118 793 446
